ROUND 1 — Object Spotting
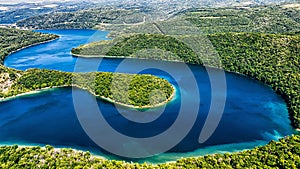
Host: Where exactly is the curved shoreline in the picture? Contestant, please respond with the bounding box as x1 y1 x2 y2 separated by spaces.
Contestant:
87 85 176 109
3 36 59 63
71 52 276 88
71 52 185 63
0 86 69 102
0 84 176 109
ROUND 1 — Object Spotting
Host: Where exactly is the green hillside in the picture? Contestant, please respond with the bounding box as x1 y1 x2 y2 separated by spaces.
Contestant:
185 4 300 34
72 34 202 64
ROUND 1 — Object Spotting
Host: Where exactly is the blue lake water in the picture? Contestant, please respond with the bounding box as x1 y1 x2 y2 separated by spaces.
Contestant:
1 29 295 163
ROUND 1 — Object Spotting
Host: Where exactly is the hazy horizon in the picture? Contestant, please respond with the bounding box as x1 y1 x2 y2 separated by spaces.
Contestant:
0 0 75 4
0 0 295 5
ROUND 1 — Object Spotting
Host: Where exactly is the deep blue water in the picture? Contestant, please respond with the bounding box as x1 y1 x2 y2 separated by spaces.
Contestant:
1 29 295 163
5 29 111 71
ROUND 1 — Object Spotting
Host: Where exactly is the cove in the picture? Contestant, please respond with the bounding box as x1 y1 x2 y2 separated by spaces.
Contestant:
4 29 111 72
1 29 296 163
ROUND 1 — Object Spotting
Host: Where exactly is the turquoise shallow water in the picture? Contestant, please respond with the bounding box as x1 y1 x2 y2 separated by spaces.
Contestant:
1 29 295 163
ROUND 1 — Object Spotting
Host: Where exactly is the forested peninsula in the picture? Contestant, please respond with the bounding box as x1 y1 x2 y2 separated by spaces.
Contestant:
1 68 174 108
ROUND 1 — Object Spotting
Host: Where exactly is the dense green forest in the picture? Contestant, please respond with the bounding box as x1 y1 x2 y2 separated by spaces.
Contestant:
0 135 299 168
104 3 300 38
0 28 58 64
72 34 202 64
16 8 146 30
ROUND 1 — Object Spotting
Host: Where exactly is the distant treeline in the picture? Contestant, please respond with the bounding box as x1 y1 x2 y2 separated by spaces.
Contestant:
16 8 146 30
15 4 300 35
185 5 300 34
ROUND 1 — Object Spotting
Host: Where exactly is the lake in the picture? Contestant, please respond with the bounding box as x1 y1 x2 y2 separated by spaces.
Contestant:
1 29 295 163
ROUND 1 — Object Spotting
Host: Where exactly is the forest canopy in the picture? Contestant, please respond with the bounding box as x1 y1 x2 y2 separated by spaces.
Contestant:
0 135 299 168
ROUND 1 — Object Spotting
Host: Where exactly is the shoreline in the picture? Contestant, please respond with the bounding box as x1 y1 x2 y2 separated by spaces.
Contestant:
72 83 176 109
71 52 185 63
0 135 294 165
71 52 276 88
3 36 59 62
0 84 176 109
0 144 107 160
0 86 69 102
